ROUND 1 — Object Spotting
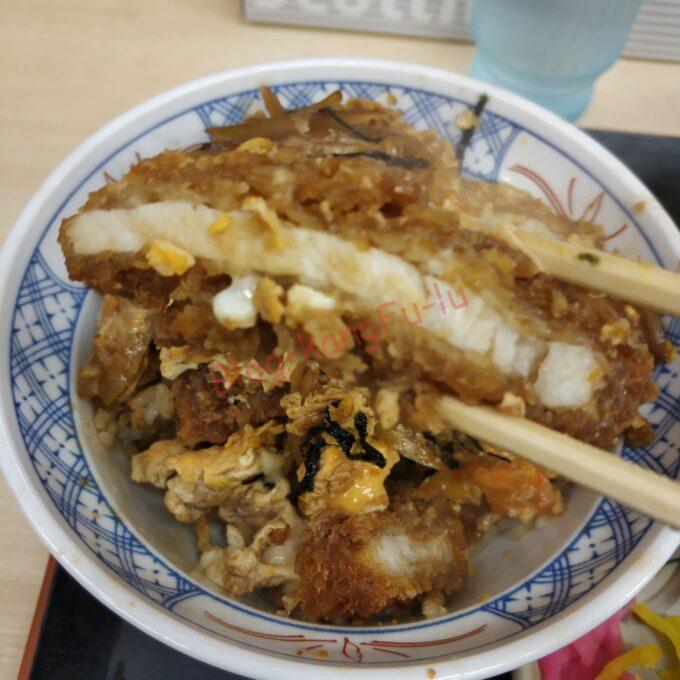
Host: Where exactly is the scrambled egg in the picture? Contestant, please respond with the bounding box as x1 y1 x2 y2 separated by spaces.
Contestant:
131 420 289 521
145 238 195 276
293 390 399 517
200 504 303 597
298 442 398 516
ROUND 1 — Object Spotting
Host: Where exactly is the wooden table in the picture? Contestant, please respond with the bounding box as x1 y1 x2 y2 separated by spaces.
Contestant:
1 1 679 677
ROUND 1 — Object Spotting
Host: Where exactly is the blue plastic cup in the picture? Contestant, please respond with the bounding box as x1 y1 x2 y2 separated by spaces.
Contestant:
469 0 642 121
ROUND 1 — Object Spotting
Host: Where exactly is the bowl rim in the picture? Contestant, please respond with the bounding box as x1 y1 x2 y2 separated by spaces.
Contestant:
0 57 678 679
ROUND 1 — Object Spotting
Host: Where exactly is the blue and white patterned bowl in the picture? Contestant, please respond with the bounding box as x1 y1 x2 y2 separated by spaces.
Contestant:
0 59 678 679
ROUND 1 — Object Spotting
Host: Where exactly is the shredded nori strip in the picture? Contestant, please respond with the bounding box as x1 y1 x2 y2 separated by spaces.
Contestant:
291 408 388 502
437 430 484 469
262 480 275 490
353 438 387 467
323 408 387 467
291 424 326 501
577 252 600 265
440 441 461 470
455 93 489 162
322 107 384 143
449 430 507 463
451 430 483 453
273 429 287 450
323 409 356 456
354 411 370 440
351 412 387 468
484 451 510 463
241 472 265 485
423 431 459 469
332 150 429 169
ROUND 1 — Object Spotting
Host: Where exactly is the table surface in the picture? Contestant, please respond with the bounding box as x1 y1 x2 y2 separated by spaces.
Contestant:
2 2 680 677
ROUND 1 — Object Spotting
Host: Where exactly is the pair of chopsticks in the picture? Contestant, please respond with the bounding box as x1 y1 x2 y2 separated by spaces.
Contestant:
459 213 680 317
439 217 680 529
436 396 680 530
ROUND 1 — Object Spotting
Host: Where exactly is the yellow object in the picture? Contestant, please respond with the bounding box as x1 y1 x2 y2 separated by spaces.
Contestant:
173 447 241 488
594 643 661 680
299 440 399 516
236 137 276 154
145 239 195 276
658 669 680 679
241 195 282 249
208 212 231 235
173 422 284 489
634 603 680 660
329 442 397 514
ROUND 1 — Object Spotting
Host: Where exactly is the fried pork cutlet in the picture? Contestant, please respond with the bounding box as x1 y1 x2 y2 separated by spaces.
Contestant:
171 366 285 447
64 88 670 624
61 124 659 446
294 495 469 623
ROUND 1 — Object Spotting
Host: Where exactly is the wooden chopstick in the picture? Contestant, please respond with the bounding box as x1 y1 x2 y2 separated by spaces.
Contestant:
459 214 680 316
436 395 680 530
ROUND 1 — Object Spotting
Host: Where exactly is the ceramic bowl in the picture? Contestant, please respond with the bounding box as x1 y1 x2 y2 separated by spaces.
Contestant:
1 59 678 679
